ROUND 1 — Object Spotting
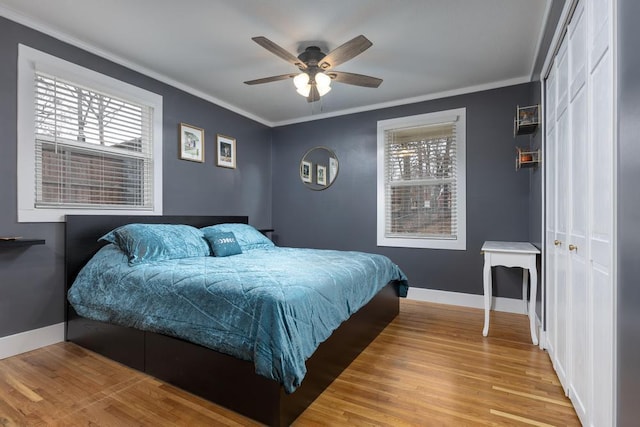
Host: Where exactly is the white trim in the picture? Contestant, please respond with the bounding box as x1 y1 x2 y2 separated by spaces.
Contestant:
0 322 64 360
529 0 554 80
17 44 164 223
376 108 466 250
273 77 528 127
540 80 547 345
0 6 537 128
541 0 579 79
610 0 619 424
0 5 270 128
407 287 525 314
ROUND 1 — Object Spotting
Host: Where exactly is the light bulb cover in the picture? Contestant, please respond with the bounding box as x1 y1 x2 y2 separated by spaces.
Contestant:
296 85 311 97
293 73 310 89
317 84 331 96
315 72 331 88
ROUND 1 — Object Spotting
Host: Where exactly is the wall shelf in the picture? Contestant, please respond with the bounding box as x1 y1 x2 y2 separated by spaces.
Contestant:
0 238 46 248
515 147 541 170
513 104 540 136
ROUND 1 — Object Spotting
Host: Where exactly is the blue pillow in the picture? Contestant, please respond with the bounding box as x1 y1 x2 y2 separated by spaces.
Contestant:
204 231 242 257
200 223 274 251
100 223 210 265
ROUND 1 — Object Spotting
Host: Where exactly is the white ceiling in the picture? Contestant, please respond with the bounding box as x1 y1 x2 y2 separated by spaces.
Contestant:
0 0 553 127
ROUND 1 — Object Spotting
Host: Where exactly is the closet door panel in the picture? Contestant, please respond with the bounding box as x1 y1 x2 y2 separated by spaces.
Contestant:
589 6 614 423
567 4 590 420
544 63 558 357
554 95 570 388
568 89 589 423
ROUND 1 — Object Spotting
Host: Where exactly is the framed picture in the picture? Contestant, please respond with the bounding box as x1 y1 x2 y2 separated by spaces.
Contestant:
179 123 204 162
301 160 312 183
216 134 236 169
317 164 327 186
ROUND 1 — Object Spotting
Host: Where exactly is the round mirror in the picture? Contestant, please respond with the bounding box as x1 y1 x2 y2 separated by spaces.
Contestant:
299 146 339 190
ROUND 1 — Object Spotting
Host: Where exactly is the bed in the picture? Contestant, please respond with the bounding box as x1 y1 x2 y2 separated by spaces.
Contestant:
65 215 407 426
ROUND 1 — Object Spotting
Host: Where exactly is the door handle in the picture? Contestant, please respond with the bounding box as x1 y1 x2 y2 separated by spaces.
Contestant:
554 240 561 246
569 244 577 251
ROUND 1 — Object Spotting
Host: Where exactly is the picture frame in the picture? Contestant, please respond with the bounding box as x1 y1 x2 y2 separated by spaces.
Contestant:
301 160 312 183
317 164 327 186
179 123 204 163
216 134 236 169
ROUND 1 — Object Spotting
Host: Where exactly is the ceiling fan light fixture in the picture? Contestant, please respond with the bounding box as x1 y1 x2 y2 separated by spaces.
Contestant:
296 85 311 97
294 72 310 88
317 84 331 97
315 72 331 96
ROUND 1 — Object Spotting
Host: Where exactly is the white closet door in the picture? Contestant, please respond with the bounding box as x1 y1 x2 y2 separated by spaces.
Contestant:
588 0 614 423
544 64 557 360
544 0 615 425
567 2 589 420
552 35 570 391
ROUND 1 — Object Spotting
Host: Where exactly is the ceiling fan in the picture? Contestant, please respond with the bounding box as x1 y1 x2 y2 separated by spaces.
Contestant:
244 35 383 103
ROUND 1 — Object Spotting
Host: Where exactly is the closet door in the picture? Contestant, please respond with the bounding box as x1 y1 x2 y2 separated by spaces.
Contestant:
567 2 589 420
544 60 557 363
588 0 614 423
544 0 615 425
551 35 571 391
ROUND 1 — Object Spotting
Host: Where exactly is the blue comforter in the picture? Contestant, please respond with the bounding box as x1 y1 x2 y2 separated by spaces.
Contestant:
67 245 408 392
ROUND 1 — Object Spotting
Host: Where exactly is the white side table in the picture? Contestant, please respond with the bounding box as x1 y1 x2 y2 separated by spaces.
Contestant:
481 241 540 345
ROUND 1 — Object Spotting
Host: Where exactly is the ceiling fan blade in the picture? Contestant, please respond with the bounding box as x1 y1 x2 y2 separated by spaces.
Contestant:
319 35 373 70
244 73 297 85
307 85 320 103
328 71 383 88
251 36 307 70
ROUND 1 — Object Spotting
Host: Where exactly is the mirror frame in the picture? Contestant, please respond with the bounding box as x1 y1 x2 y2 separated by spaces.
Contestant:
299 146 339 191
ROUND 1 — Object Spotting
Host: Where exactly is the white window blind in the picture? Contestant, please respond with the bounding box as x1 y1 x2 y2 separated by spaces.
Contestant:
383 122 458 239
34 72 154 209
377 108 466 250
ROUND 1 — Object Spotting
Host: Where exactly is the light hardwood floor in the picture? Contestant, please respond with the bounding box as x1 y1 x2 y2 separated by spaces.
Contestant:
0 300 579 426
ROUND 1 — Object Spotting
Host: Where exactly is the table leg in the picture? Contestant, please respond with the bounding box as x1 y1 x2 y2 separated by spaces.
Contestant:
482 256 491 337
522 269 528 314
528 264 539 345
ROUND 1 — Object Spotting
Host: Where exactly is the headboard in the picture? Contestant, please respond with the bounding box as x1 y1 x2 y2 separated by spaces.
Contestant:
64 214 248 294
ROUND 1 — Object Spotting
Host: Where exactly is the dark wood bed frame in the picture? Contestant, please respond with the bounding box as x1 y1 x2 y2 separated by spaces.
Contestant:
65 215 400 426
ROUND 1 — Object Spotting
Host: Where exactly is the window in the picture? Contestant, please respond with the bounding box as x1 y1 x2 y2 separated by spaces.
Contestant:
18 45 163 222
377 108 466 250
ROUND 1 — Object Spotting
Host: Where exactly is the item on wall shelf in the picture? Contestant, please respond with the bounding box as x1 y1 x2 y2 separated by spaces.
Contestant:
513 104 540 136
216 134 236 169
179 123 205 163
515 147 541 170
300 146 339 191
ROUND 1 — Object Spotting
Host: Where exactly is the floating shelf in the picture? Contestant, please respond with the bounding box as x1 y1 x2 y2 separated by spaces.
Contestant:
516 147 541 170
0 238 46 248
514 104 540 136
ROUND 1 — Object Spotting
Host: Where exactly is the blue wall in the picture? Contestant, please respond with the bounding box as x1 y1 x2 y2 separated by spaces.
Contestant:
0 14 549 340
0 17 272 337
271 83 536 298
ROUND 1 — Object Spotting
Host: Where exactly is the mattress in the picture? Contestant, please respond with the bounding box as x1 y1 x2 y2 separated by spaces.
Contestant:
67 244 408 392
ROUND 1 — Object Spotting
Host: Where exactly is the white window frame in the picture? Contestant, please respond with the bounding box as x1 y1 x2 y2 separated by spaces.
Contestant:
17 44 163 222
376 108 466 250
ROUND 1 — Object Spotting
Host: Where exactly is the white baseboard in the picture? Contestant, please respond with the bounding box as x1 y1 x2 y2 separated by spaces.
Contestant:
0 322 64 360
406 287 526 315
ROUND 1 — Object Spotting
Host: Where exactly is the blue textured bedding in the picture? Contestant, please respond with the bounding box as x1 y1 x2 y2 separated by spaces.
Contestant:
67 245 408 393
